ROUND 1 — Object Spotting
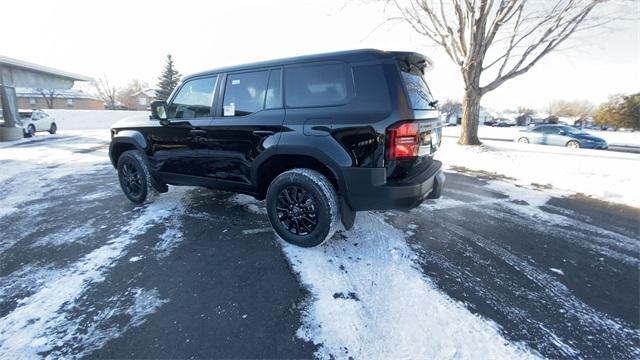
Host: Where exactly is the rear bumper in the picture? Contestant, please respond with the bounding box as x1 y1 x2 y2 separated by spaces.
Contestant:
342 160 445 211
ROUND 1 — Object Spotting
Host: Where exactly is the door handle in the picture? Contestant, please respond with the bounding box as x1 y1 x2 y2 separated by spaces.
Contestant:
189 129 207 136
252 130 275 136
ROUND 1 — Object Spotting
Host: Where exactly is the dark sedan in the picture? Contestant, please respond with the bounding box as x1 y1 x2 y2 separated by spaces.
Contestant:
515 125 608 149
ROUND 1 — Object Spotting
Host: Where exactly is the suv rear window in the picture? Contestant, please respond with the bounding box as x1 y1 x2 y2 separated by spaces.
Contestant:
285 63 352 108
402 71 434 110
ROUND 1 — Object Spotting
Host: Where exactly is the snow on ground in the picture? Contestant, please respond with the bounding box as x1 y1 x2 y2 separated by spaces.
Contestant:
45 110 147 130
228 196 539 360
0 132 189 358
442 125 640 146
0 189 188 358
435 137 640 207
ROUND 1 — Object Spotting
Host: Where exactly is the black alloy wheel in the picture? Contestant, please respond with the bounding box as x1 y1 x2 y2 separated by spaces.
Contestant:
276 185 319 236
120 161 142 198
117 150 150 204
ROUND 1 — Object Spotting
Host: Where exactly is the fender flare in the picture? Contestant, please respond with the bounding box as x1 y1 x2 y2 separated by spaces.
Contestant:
109 130 148 167
253 143 352 198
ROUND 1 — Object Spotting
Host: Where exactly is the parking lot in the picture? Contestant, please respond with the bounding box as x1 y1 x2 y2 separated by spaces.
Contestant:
0 132 638 359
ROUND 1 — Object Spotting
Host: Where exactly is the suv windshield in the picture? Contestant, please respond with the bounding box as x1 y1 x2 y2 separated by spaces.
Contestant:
402 71 435 110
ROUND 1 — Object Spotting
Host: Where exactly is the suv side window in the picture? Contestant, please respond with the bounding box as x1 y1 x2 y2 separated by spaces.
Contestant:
284 63 352 108
223 70 269 116
167 76 217 119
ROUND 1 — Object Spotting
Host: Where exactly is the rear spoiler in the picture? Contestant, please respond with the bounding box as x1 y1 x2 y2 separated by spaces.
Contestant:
391 51 434 75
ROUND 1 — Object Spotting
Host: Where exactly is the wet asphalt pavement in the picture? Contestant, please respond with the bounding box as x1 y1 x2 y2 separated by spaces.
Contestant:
0 133 638 359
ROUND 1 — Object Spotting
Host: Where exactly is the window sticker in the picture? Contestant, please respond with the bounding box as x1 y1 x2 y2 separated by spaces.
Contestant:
223 102 235 116
231 79 240 85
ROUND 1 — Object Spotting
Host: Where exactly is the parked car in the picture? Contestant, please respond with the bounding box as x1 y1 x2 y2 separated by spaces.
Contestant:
109 49 445 247
494 118 515 127
515 124 608 149
18 110 58 137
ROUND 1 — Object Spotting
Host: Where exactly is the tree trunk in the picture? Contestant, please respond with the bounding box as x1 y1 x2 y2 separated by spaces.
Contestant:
458 87 482 145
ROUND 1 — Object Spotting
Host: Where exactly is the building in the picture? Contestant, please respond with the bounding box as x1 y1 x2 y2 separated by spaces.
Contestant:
127 88 157 110
15 87 103 110
0 55 103 111
442 108 493 125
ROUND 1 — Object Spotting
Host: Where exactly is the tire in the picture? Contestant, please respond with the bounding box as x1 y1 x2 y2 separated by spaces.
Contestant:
517 137 529 144
117 150 157 204
24 125 36 138
49 123 57 134
266 169 339 247
566 140 580 149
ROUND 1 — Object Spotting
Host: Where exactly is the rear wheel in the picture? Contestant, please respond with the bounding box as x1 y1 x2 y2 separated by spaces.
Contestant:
517 137 529 144
266 169 339 247
49 123 57 134
566 140 580 149
117 150 156 204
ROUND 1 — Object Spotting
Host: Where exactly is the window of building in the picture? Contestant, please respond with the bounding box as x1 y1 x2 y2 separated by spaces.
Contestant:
66 99 74 107
223 71 269 116
167 76 218 118
29 98 36 105
285 63 352 108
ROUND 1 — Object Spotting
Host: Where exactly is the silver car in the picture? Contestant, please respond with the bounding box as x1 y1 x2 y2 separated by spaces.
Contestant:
515 124 608 149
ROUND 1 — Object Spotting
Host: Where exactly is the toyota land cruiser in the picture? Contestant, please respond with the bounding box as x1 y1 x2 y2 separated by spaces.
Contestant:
109 49 445 247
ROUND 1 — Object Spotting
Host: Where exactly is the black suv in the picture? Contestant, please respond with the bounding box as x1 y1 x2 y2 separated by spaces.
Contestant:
109 49 445 247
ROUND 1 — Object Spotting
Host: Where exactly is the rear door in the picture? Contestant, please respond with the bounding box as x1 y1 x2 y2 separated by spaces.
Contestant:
202 68 284 186
542 126 564 146
149 75 219 177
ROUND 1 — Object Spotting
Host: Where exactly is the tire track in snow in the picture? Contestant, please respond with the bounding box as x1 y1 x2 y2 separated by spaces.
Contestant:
412 179 639 358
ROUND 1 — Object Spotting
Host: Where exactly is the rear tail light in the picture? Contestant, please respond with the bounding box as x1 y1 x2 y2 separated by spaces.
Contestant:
387 122 419 160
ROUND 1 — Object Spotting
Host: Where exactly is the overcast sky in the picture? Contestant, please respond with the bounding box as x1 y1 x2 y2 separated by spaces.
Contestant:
1 0 638 110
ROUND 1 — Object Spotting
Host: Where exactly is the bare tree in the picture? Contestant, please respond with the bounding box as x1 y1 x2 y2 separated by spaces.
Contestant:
95 76 119 109
35 88 59 109
548 99 595 120
389 0 619 145
117 79 148 110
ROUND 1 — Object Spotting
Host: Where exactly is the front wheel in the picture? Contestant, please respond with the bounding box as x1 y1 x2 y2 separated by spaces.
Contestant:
517 137 529 144
49 123 57 134
266 169 339 247
24 125 36 138
117 150 156 204
566 140 580 149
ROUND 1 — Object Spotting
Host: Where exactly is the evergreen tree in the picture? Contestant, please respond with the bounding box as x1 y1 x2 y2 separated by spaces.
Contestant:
156 54 181 101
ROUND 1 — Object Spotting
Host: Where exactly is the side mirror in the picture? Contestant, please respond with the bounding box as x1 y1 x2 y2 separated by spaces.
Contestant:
150 100 168 122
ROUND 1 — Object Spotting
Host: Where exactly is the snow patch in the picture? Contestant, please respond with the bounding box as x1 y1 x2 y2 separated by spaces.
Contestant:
0 189 186 358
549 268 565 276
436 137 640 207
230 194 267 215
280 212 538 360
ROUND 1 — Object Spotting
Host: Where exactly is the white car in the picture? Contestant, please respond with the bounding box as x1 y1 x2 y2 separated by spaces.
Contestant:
18 110 58 137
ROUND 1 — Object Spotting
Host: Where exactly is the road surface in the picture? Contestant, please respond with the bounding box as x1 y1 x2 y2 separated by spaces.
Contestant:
0 133 637 359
